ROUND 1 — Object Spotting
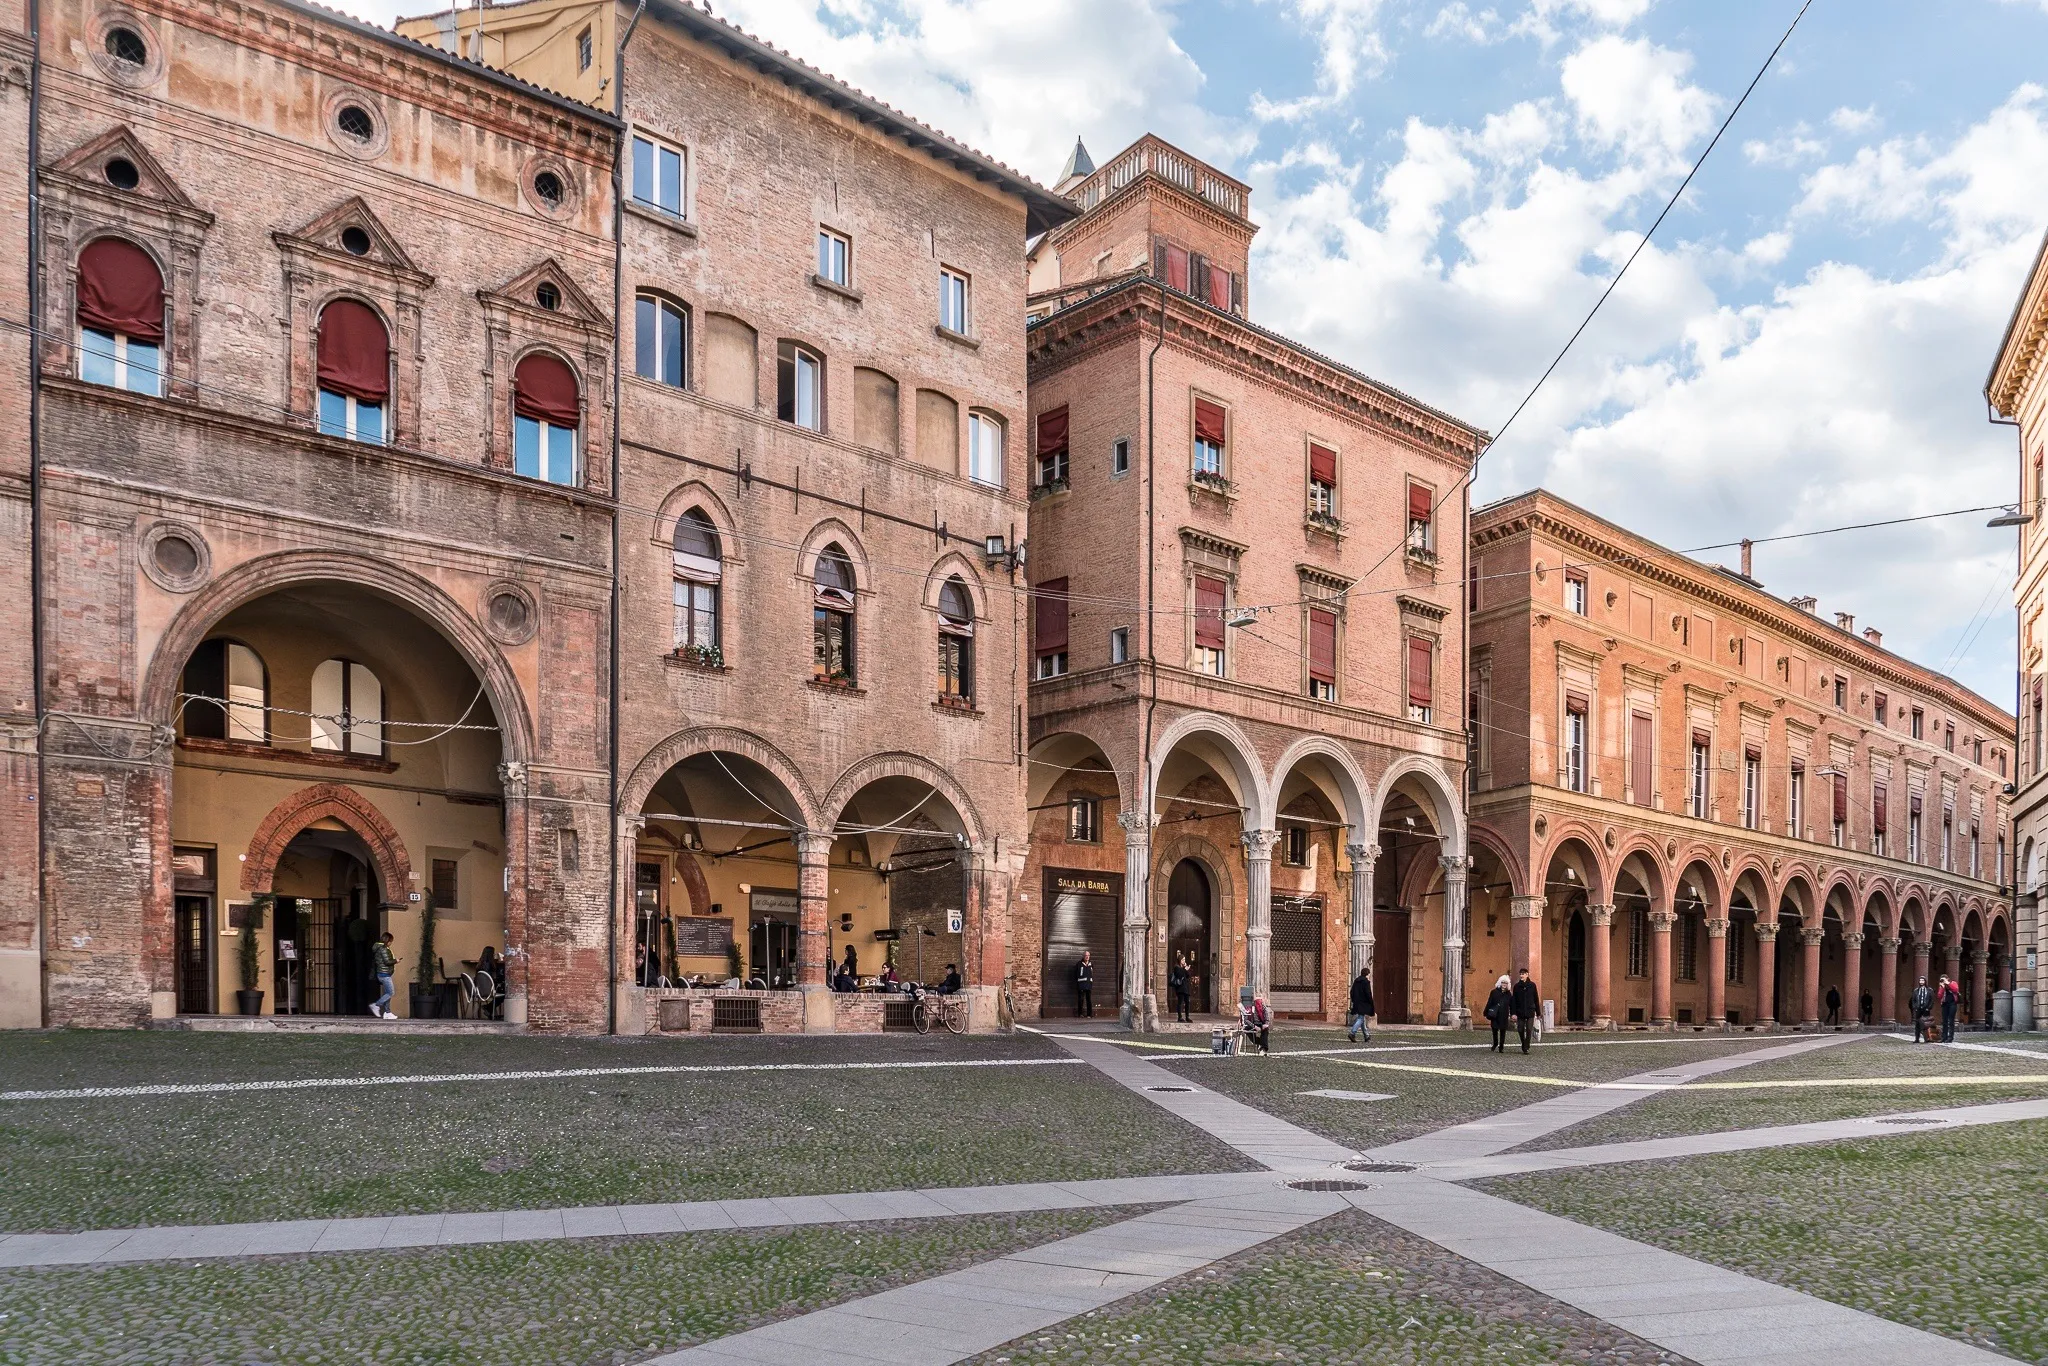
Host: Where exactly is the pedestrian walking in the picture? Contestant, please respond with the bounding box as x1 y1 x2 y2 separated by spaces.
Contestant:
1168 953 1193 1023
1910 977 1934 1042
1859 991 1874 1026
1939 975 1961 1042
1347 966 1375 1043
1825 985 1841 1027
1484 975 1513 1053
369 931 397 1020
1074 951 1095 1018
1512 968 1541 1054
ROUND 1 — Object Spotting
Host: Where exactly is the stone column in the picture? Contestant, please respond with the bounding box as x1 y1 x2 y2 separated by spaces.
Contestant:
1913 938 1933 993
1840 931 1864 1028
1588 904 1615 1028
793 831 832 989
1510 894 1546 992
1648 909 1676 1027
498 760 531 1026
1242 829 1278 1002
1118 811 1154 1029
1800 927 1824 1026
1877 936 1901 1025
1967 947 1988 1026
1705 919 1729 1025
1754 922 1779 1026
1438 854 1471 1027
1946 942 1964 993
1346 842 1377 980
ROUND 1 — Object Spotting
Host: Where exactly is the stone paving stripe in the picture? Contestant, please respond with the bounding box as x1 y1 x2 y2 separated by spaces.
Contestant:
0 1056 1089 1103
638 1194 1337 1366
0 1171 1273 1268
1300 1088 1395 1101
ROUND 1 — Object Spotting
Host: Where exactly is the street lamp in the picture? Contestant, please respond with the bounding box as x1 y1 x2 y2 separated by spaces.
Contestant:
1988 506 2035 528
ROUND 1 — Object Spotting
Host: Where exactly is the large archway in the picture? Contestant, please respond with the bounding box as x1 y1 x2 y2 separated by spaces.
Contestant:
1147 714 1265 1022
1025 731 1126 1021
1269 740 1369 1023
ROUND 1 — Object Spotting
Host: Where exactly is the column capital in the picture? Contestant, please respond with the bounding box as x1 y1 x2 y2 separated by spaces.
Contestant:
496 760 528 795
1842 931 1865 949
1755 922 1779 943
1587 903 1616 927
1510 894 1546 919
1116 809 1157 837
1439 853 1471 878
1879 936 1902 953
1801 926 1825 946
1241 828 1280 859
1966 947 1989 965
622 814 648 838
794 830 834 863
1648 909 1677 931
1345 841 1377 868
1705 918 1730 939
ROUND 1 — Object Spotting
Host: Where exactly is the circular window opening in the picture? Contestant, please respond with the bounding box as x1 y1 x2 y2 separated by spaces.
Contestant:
531 170 565 209
105 26 148 66
488 592 532 638
336 103 376 144
535 282 561 311
104 157 141 191
340 226 373 257
151 534 199 579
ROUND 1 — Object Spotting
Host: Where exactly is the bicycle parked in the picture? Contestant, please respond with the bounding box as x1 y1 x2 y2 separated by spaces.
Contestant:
906 981 966 1035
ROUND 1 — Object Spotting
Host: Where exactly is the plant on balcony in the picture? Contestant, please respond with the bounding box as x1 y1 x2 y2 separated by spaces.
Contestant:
1191 468 1234 496
1305 509 1344 533
1030 476 1070 500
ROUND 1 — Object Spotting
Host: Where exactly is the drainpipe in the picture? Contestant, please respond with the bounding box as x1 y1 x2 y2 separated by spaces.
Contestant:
604 0 643 1035
1988 398 2032 1007
1131 296 1165 1029
27 0 46 1025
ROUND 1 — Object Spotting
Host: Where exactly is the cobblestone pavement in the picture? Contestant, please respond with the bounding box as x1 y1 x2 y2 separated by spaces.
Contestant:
0 1034 1251 1233
1485 1118 2048 1364
1517 1036 2048 1151
958 1209 1694 1366
0 1209 1131 1366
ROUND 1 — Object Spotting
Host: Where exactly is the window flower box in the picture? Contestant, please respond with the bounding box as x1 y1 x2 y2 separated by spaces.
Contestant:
671 642 725 670
1304 510 1345 537
1190 469 1235 498
1030 476 1070 501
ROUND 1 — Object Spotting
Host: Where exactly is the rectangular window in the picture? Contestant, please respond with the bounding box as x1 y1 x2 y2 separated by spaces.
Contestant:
1742 750 1761 829
431 858 459 912
939 268 970 334
968 412 1004 487
1835 675 1848 710
1942 810 1953 870
1307 443 1337 521
1971 821 1981 879
1112 437 1130 476
1194 574 1227 676
1831 771 1848 847
1407 484 1434 553
1283 825 1309 867
630 135 685 218
1565 571 1588 616
1407 636 1434 724
1307 607 1337 702
1874 692 1888 727
634 295 687 388
1909 795 1922 863
513 416 577 486
1193 398 1226 477
1973 738 1983 765
1944 722 1955 753
1109 626 1130 664
576 25 592 71
80 327 163 396
776 342 822 430
1911 707 1924 740
1689 733 1711 819
673 578 717 652
1998 834 2007 882
1873 781 1888 857
317 388 384 444
816 229 851 287
1563 701 1588 794
1631 711 1654 806
1789 764 1805 836
1034 577 1069 678
1067 797 1099 844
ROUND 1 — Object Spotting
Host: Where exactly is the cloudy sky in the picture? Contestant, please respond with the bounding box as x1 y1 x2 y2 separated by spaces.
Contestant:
354 0 2048 706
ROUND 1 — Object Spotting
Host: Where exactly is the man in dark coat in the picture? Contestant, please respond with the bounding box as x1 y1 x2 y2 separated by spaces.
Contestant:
1939 975 1961 1042
1910 977 1934 1042
1825 985 1841 1027
1074 951 1095 1018
1348 968 1375 1043
1510 968 1541 1054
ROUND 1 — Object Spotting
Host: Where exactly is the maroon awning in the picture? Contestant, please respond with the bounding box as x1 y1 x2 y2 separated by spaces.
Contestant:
514 352 580 426
77 238 164 342
316 299 390 403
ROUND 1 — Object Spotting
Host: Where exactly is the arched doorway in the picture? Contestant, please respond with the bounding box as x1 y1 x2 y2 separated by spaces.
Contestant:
1566 910 1588 1024
1026 731 1124 1021
1167 858 1215 1015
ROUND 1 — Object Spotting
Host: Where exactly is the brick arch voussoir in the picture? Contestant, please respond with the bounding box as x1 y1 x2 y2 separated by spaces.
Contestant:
1467 823 1530 899
823 752 986 848
1537 823 1612 905
241 782 412 905
1611 838 1671 905
619 725 821 829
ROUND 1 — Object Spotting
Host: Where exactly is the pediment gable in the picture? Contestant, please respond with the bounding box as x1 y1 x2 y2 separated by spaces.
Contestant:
274 197 430 285
480 258 606 330
46 126 210 224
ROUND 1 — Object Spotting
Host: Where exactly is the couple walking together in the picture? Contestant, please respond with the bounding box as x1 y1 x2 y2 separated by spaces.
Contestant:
1484 969 1542 1053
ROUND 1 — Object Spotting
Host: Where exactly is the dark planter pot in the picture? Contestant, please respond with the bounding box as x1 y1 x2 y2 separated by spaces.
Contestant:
408 984 439 1020
435 981 460 1017
235 989 264 1017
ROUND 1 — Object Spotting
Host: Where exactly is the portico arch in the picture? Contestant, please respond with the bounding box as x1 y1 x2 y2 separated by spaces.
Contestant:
242 781 412 903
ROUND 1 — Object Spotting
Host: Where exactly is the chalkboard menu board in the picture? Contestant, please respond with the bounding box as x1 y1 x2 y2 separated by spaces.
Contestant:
674 917 734 958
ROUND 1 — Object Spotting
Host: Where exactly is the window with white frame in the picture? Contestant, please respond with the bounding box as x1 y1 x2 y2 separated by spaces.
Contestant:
777 342 823 430
310 658 383 756
816 228 851 287
512 352 580 487
1742 750 1760 829
939 267 969 334
1563 696 1588 793
1565 571 1588 616
630 134 685 218
636 295 688 388
671 508 721 656
1789 764 1805 837
1109 626 1130 664
76 238 165 397
1689 734 1710 818
968 411 1004 487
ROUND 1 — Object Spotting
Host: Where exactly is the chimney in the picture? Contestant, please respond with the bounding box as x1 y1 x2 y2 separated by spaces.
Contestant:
1739 538 1753 579
1864 627 1883 647
1790 595 1817 613
1835 612 1855 632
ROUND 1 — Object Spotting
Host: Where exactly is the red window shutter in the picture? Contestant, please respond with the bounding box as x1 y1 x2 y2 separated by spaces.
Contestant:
1165 244 1190 293
1036 405 1070 456
1873 783 1888 833
1308 609 1337 682
1408 483 1433 521
1744 744 1761 762
1631 712 1653 804
76 238 165 341
1194 575 1226 649
316 299 390 403
1034 577 1069 654
1408 637 1433 708
513 352 580 425
1831 773 1848 824
1193 399 1227 446
1565 691 1589 716
1691 729 1711 749
1189 253 1209 302
1209 263 1231 308
1308 444 1337 485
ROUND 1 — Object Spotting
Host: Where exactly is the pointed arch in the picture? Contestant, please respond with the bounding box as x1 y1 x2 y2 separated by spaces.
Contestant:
653 480 744 561
797 518 870 589
240 782 412 905
920 551 990 618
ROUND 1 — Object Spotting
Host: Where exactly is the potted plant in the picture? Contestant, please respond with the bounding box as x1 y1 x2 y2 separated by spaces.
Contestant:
725 939 744 986
234 894 272 1016
409 900 440 1019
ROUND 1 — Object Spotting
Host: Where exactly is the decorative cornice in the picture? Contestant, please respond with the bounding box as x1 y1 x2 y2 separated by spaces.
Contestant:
1178 525 1248 560
1398 594 1450 623
1298 563 1355 596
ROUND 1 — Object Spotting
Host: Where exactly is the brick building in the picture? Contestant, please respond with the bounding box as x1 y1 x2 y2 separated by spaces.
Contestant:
403 0 1072 1033
12 0 621 1028
1470 490 2014 1031
1988 236 2048 1022
1019 136 1485 1028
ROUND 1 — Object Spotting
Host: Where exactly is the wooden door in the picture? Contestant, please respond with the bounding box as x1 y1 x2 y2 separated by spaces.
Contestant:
1373 909 1409 1023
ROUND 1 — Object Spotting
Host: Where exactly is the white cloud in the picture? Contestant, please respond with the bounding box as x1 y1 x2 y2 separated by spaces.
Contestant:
1251 0 1391 123
1742 127 1828 168
1829 104 1880 135
1559 35 1719 161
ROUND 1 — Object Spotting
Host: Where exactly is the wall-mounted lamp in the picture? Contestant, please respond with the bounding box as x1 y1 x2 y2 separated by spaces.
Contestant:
1988 506 2035 528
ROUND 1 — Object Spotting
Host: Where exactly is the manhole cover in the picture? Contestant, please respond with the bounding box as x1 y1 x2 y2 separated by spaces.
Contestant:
1145 1085 1195 1093
1344 1161 1417 1173
1287 1178 1371 1191
1875 1117 1942 1126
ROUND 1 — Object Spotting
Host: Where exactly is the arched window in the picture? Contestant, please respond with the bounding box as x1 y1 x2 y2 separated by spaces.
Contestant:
672 507 721 658
937 576 974 703
310 658 384 757
181 639 268 744
635 294 687 388
316 298 389 444
76 237 164 395
513 352 580 486
812 543 856 684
